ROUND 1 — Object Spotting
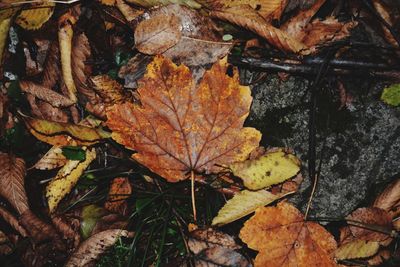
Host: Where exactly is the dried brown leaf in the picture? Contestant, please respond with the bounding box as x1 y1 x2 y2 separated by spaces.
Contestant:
0 152 29 215
0 205 28 237
33 146 68 170
20 81 75 107
135 14 182 54
188 228 250 267
374 178 400 217
118 53 152 89
43 41 61 89
240 202 337 267
116 0 144 22
65 229 133 267
72 33 95 103
106 56 261 182
51 215 81 249
199 0 288 21
104 177 132 215
347 207 393 246
372 0 399 47
281 0 326 40
90 75 125 103
367 249 391 266
210 5 308 54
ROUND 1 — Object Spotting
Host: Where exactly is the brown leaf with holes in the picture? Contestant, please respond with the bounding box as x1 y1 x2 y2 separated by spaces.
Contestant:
210 5 308 54
374 178 400 218
240 202 337 267
106 55 261 182
104 177 132 215
0 152 29 215
20 81 75 107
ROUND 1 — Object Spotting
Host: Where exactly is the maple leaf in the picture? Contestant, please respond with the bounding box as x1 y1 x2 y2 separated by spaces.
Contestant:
240 202 337 267
106 55 261 182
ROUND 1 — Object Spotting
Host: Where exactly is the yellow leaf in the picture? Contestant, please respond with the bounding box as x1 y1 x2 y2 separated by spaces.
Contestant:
335 240 380 260
212 190 289 226
46 148 96 213
15 3 55 30
230 150 300 190
25 117 111 143
28 128 97 146
0 17 11 67
59 20 77 102
100 0 116 5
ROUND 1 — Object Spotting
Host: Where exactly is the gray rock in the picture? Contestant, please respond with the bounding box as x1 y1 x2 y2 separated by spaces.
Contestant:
244 72 400 218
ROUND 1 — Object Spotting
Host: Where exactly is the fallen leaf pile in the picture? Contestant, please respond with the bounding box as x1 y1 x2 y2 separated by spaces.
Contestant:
0 0 398 266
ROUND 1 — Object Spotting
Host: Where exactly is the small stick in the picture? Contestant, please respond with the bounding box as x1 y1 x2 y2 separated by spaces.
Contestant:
191 170 197 222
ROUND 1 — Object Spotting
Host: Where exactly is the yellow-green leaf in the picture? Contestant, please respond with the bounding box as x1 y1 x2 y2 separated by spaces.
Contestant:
25 117 111 143
335 240 380 260
381 84 400 106
15 3 55 30
212 190 289 226
46 148 96 213
230 150 300 190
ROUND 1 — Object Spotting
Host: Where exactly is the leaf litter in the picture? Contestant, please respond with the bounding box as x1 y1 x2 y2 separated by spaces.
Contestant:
0 0 398 266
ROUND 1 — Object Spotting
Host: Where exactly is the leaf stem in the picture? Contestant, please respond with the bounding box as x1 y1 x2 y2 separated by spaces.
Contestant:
191 170 197 222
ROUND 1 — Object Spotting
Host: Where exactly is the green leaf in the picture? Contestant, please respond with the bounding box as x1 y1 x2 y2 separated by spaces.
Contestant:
62 146 86 161
81 204 105 239
381 84 400 106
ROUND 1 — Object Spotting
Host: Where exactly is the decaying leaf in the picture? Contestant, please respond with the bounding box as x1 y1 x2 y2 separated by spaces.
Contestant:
106 55 261 182
210 5 308 54
230 149 300 190
65 229 133 267
374 178 400 217
42 41 61 88
15 3 55 30
335 239 380 260
0 152 29 215
51 215 81 249
33 146 68 170
346 207 393 246
367 249 391 266
188 228 250 267
46 148 96 213
104 177 132 215
212 189 289 226
20 81 75 107
137 4 232 66
135 14 182 54
240 202 337 267
115 0 144 22
25 117 111 145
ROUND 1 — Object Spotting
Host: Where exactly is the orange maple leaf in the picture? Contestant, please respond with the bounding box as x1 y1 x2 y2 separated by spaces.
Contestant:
240 202 338 267
104 177 132 215
106 55 261 182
